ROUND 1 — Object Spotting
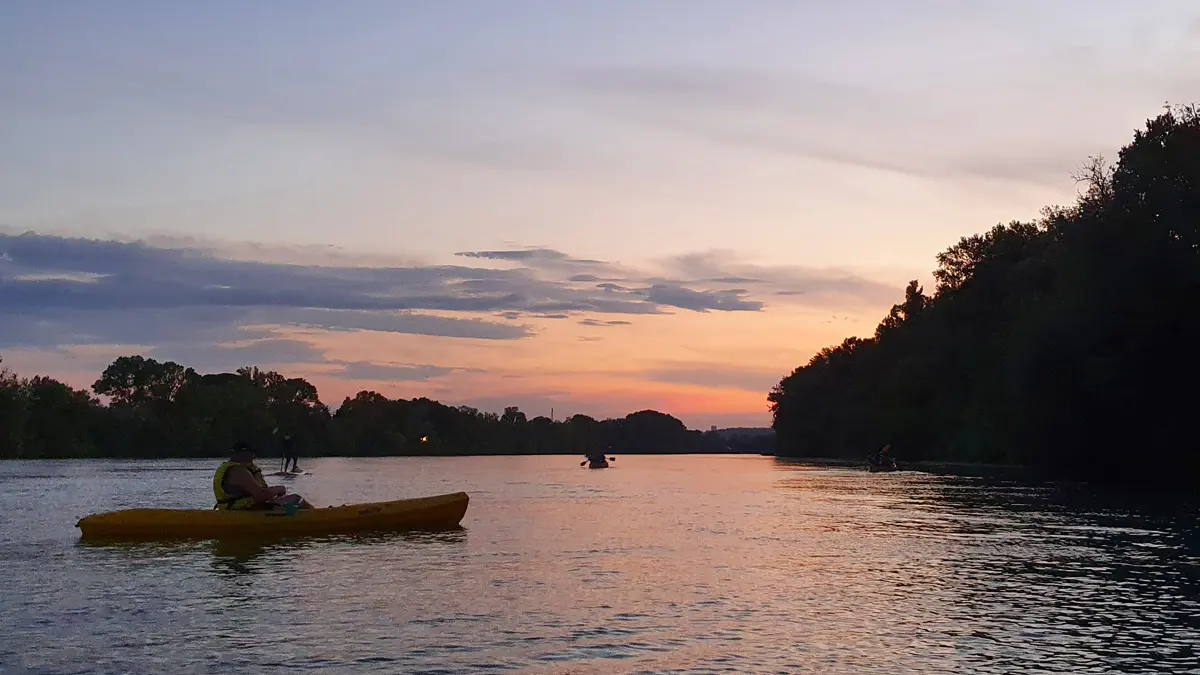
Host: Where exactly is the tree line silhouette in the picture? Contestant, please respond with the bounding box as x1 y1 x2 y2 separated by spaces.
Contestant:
0 354 772 459
768 104 1200 486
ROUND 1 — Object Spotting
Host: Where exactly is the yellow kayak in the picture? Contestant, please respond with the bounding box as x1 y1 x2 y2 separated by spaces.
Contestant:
76 491 469 542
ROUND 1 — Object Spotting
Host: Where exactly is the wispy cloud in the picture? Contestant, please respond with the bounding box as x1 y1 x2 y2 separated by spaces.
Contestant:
579 319 632 327
160 337 330 374
327 361 463 382
651 250 896 308
553 61 1196 187
457 248 601 265
641 284 761 312
556 65 985 178
643 363 787 393
559 66 929 175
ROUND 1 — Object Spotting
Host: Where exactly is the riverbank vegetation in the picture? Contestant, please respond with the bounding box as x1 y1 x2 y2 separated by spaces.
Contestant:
0 355 771 459
768 104 1200 485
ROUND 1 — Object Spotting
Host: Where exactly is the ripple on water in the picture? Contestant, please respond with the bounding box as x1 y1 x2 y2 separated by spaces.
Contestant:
0 456 1198 674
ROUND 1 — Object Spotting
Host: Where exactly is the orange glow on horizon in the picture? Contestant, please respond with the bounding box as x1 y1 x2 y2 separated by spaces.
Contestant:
1 289 898 429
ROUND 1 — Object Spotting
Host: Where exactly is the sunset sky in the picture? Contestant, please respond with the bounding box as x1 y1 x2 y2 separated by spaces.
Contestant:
1 1 1197 428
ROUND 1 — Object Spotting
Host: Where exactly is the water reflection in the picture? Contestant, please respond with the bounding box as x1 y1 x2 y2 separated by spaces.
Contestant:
771 460 1200 673
78 527 471 578
2 456 1198 674
210 539 275 575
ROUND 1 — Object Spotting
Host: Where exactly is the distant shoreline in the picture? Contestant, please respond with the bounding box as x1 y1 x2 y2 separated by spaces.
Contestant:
0 449 1043 484
2 450 775 461
1 354 776 459
2 452 1028 476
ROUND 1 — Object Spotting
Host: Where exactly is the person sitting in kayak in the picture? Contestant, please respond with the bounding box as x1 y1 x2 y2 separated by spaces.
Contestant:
868 443 896 469
213 441 314 511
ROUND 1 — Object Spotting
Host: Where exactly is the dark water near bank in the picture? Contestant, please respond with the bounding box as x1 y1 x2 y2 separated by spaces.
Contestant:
1 455 1197 674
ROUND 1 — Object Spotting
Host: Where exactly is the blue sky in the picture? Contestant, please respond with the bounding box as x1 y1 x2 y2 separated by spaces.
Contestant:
0 1 1196 427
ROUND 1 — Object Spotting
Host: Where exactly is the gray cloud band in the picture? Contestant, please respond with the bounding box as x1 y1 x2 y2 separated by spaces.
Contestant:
0 232 898 375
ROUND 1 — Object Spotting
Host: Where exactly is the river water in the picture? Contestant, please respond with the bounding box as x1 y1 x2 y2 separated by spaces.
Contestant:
0 455 1197 674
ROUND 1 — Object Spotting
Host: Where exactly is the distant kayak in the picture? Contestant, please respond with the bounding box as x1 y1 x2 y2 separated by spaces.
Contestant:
76 491 469 542
866 444 897 472
581 455 614 469
270 470 312 476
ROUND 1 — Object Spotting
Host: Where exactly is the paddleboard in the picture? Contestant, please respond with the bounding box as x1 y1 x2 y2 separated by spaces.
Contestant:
270 470 312 476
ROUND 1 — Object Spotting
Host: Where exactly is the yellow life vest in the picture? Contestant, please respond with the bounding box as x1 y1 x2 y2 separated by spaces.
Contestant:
212 460 268 510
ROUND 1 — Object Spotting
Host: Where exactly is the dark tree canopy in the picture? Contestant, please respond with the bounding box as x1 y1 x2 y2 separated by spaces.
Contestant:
0 356 771 459
768 104 1200 487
